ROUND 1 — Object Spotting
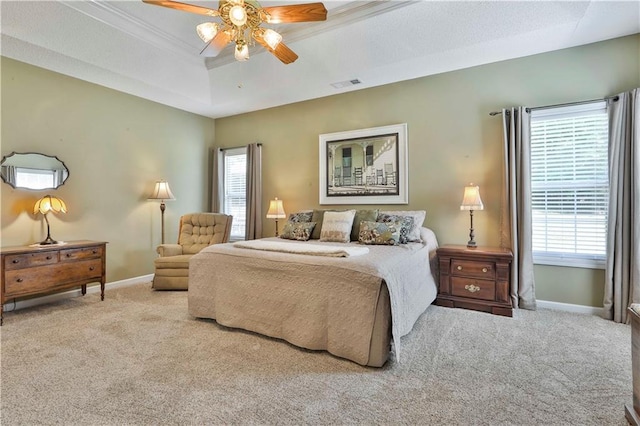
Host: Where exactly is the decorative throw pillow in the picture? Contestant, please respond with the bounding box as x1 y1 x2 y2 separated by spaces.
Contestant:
377 214 414 244
358 220 401 245
288 211 313 223
350 209 379 242
279 221 316 241
379 210 426 242
310 209 336 239
319 210 356 243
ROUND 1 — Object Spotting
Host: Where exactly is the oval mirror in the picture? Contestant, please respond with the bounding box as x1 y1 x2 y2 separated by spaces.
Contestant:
0 152 69 190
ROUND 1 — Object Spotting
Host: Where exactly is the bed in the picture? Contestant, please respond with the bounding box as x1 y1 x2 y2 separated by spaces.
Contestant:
188 227 439 367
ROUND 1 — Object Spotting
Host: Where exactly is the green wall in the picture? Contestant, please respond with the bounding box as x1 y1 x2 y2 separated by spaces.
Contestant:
0 57 215 282
215 35 640 308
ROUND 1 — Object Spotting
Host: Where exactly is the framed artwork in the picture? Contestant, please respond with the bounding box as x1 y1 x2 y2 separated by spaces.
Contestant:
319 123 408 205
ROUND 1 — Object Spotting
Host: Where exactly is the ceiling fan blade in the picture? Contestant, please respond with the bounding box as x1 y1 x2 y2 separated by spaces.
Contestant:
200 31 232 57
262 2 327 23
254 32 298 64
142 0 219 17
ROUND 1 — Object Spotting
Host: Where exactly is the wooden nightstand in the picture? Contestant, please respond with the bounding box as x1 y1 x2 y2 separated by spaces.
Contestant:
436 245 513 317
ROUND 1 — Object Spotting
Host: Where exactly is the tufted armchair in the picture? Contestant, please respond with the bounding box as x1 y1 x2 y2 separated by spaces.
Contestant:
153 212 233 290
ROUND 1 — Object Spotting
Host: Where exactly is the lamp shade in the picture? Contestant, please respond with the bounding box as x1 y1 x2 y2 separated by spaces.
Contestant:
266 197 286 219
33 195 67 215
148 180 176 201
460 184 484 211
196 22 218 43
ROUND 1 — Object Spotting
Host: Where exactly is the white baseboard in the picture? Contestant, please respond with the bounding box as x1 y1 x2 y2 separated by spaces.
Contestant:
2 274 154 313
537 299 605 317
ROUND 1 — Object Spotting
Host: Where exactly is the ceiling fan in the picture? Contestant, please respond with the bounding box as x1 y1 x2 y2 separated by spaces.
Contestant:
142 0 327 64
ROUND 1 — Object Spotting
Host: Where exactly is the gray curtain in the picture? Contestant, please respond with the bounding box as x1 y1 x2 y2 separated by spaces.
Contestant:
245 143 262 240
210 147 222 212
2 166 16 185
500 107 537 310
604 89 640 323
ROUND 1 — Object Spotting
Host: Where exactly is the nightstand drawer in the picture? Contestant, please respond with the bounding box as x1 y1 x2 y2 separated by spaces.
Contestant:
451 259 495 280
451 277 495 301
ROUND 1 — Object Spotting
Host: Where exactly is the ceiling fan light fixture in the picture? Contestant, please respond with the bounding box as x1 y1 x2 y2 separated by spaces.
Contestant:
196 22 219 43
262 29 282 50
235 42 249 61
229 5 248 26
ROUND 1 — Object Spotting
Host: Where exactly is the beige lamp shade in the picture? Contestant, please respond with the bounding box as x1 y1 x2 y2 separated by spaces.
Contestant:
460 184 484 211
266 197 286 219
33 195 68 215
148 180 176 201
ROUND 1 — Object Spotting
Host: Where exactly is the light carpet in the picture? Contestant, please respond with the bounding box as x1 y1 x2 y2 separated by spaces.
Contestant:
0 282 632 425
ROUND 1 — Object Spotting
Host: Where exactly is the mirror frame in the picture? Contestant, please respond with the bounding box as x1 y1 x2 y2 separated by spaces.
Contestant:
0 151 70 191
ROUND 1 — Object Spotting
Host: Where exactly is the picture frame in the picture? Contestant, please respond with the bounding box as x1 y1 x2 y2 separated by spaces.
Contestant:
319 123 408 205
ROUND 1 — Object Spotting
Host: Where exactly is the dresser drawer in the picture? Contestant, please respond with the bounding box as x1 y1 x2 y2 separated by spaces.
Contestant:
451 277 496 301
4 251 59 270
5 259 103 297
60 246 103 262
451 259 496 280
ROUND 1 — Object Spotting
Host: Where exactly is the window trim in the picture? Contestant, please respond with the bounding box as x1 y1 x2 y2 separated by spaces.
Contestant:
530 101 608 269
219 147 247 241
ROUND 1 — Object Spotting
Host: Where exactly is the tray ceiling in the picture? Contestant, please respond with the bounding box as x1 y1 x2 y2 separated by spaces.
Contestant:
2 1 639 118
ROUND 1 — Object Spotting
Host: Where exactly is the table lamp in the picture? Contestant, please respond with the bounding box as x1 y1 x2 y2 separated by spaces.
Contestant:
460 184 484 248
33 195 67 245
266 197 286 237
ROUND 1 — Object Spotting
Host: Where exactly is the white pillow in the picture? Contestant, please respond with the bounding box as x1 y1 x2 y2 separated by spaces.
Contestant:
379 210 426 242
320 210 356 243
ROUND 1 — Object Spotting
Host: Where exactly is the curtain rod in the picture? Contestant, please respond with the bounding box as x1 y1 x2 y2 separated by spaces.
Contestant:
488 95 620 116
218 143 262 151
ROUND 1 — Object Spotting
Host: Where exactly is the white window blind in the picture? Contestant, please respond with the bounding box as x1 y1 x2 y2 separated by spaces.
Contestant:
530 101 608 268
220 147 247 240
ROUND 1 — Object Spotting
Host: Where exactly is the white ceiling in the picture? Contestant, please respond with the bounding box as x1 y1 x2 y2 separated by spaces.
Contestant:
2 0 639 119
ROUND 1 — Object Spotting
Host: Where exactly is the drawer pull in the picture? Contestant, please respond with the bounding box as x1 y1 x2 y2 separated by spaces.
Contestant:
66 253 72 258
465 284 480 293
482 268 488 273
457 266 463 271
46 255 52 260
12 259 20 264
16 278 23 283
92 250 98 254
89 266 95 271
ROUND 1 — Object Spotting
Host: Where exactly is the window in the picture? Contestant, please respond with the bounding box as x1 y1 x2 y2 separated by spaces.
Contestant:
342 147 352 168
15 167 56 190
219 147 247 240
365 145 373 166
530 101 609 268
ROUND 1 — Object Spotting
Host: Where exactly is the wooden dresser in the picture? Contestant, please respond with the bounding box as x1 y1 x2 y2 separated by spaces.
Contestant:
436 245 513 317
0 240 107 325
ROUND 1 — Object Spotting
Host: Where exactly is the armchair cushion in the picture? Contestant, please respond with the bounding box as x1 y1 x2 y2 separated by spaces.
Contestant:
156 244 183 257
179 213 232 254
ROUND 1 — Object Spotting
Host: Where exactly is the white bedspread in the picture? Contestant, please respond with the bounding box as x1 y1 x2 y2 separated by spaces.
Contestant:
233 239 369 257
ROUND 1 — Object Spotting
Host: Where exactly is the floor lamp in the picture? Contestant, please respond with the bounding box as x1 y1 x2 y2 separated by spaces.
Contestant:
148 180 175 244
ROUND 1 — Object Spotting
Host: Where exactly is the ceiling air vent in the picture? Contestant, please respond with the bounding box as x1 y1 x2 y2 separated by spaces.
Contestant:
330 79 362 89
